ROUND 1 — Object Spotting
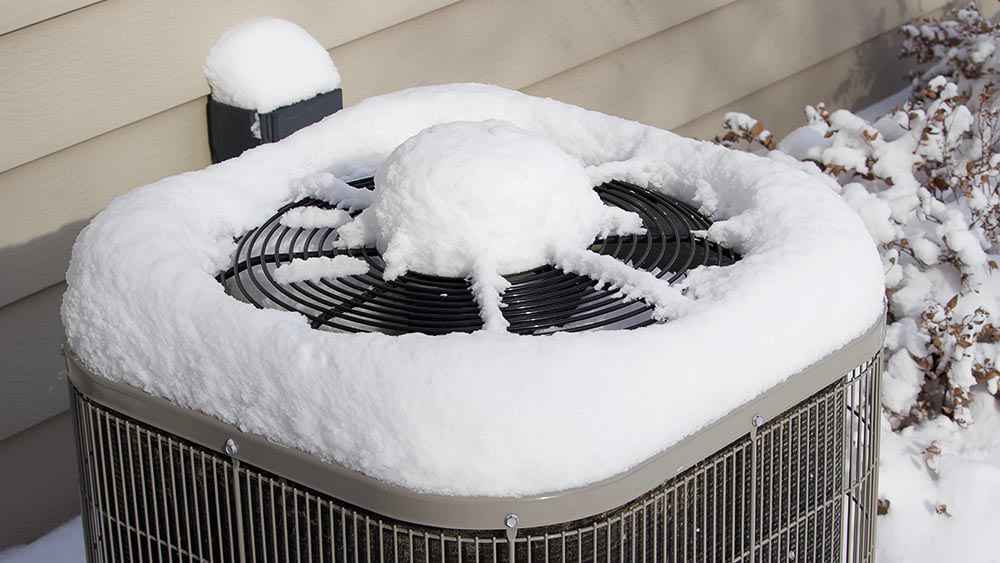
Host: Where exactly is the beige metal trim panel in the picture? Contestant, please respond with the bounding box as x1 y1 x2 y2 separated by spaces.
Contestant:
0 0 461 173
0 0 104 36
525 0 947 131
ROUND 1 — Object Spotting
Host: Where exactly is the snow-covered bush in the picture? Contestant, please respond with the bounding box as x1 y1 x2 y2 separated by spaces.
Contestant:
716 3 999 431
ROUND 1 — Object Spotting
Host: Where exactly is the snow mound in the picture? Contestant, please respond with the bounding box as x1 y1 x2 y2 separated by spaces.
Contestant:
62 84 884 496
204 17 341 113
362 120 640 279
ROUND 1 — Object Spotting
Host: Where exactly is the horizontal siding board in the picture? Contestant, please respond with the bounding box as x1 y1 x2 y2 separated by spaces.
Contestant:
0 98 210 308
0 0 104 36
0 283 68 441
676 30 917 141
524 0 946 131
330 0 738 106
0 410 80 548
0 0 461 173
0 0 736 174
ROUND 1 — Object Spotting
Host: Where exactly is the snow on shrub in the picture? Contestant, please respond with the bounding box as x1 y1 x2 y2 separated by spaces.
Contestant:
715 3 999 432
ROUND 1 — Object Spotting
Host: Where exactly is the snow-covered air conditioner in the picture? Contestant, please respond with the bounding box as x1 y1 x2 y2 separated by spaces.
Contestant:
63 18 884 563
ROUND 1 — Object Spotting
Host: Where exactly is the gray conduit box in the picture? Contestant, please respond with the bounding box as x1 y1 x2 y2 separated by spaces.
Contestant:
207 88 343 163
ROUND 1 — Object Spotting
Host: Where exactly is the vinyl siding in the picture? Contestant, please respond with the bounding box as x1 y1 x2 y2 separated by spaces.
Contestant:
0 411 79 547
0 0 461 172
0 0 105 36
524 0 946 131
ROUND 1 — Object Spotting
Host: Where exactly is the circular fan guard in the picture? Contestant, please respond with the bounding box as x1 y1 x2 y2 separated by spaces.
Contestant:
218 179 739 335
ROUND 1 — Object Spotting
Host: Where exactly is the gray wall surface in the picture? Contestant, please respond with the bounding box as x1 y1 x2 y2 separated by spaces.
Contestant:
1 0 984 547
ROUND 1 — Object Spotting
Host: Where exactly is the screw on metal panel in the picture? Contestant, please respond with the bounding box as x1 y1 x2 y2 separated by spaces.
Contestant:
751 414 765 428
225 438 239 456
504 514 519 561
504 513 519 530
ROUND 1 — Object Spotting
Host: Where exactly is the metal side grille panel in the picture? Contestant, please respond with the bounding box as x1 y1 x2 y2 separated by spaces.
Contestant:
71 354 880 563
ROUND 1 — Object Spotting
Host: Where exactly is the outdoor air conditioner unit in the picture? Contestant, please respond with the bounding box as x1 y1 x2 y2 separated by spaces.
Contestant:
66 171 883 563
64 37 884 560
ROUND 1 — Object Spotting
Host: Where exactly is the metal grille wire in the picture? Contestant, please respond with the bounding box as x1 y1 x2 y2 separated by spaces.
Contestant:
71 354 880 563
217 179 740 335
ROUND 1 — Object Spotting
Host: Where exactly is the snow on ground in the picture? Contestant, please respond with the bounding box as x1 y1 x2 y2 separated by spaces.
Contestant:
0 518 82 563
61 83 883 496
203 18 341 113
878 392 1000 562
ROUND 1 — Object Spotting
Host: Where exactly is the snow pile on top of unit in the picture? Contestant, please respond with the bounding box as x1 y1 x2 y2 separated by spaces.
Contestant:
62 84 885 496
204 17 341 113
357 120 641 279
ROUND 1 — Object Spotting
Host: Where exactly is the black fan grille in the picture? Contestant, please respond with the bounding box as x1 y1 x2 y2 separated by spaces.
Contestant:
218 179 738 335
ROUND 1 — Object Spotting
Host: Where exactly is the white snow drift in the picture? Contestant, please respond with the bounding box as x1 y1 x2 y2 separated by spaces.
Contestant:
357 120 643 279
204 18 341 113
62 84 884 496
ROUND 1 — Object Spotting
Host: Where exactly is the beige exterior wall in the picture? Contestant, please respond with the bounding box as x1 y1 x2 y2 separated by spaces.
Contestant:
0 411 79 548
0 0 965 546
